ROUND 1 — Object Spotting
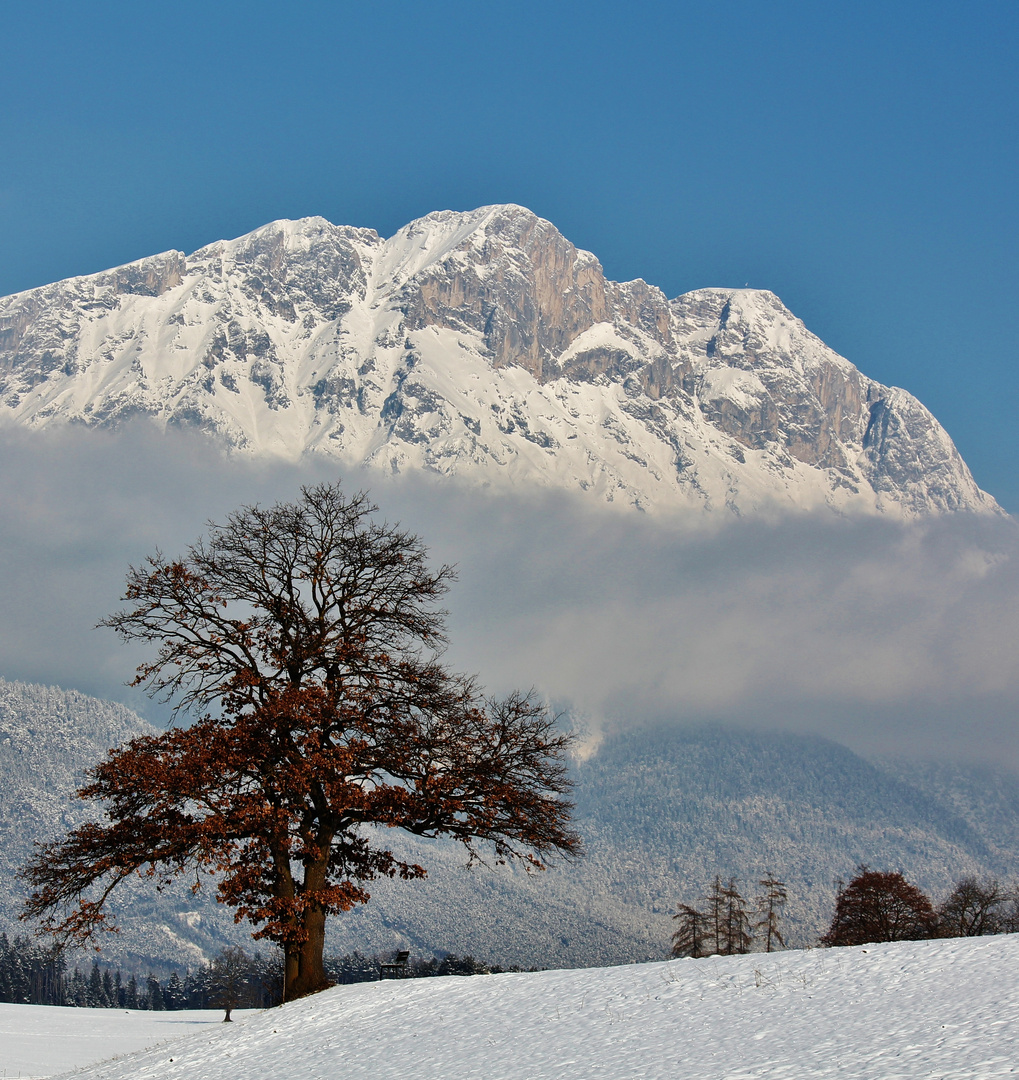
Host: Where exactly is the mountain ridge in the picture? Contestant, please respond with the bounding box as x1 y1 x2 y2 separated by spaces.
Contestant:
0 204 997 517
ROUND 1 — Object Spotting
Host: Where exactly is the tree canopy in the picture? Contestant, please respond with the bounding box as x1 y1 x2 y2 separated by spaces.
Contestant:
821 868 937 947
22 482 581 1000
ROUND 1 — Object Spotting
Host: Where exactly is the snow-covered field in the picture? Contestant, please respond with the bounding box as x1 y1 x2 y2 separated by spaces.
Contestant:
4 936 1017 1079
0 1005 256 1079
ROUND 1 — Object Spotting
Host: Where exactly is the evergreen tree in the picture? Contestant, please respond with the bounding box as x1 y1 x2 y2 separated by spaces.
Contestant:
436 954 488 976
408 956 441 978
326 950 381 984
88 962 109 1007
0 935 11 1003
163 971 187 1010
30 943 66 1006
8 950 30 1004
67 967 88 1007
49 948 68 1006
183 971 205 1009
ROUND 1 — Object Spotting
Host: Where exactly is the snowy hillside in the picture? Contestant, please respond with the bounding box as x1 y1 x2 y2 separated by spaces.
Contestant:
0 678 259 970
10 936 1017 1080
0 676 154 938
0 205 995 516
0 1004 250 1080
6 683 1019 969
322 725 1019 965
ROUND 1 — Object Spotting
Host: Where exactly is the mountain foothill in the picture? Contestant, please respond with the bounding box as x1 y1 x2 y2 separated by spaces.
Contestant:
2 677 1017 970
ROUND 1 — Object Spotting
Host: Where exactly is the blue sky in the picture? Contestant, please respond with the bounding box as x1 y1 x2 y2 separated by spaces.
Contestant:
1 0 1016 506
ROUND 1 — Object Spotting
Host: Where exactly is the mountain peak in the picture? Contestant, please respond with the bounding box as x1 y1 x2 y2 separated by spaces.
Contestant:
0 207 998 518
377 204 579 289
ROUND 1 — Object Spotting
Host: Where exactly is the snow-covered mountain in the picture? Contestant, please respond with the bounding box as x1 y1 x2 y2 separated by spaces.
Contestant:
0 205 995 516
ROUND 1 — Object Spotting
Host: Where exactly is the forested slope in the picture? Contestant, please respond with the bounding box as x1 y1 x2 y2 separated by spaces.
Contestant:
0 678 252 971
2 679 1016 969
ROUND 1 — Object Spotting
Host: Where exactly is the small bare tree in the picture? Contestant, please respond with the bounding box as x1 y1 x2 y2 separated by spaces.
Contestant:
937 877 1006 937
703 876 751 955
997 890 1019 934
754 875 788 952
671 903 708 958
705 876 726 955
721 878 752 955
207 946 257 1022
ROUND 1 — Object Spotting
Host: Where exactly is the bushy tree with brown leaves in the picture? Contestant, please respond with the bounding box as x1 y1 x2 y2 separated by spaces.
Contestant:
821 867 937 947
22 483 581 1001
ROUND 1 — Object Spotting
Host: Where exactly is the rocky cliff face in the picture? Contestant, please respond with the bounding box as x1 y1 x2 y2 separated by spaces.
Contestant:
0 205 996 516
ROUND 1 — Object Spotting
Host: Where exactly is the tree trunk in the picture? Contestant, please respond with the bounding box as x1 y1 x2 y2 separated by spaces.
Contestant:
283 905 330 1001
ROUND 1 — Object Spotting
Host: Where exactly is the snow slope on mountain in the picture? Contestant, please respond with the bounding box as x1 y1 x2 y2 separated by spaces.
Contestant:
0 678 255 970
318 725 1019 966
19 936 1019 1080
0 206 995 516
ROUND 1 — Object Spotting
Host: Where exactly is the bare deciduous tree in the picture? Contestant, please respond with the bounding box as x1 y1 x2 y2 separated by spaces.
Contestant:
700 876 751 955
207 946 257 1022
754 875 788 952
671 903 709 958
721 878 752 955
937 877 1007 937
705 875 726 955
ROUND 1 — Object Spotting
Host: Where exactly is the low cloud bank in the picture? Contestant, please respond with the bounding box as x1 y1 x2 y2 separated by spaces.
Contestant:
1 423 1017 767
